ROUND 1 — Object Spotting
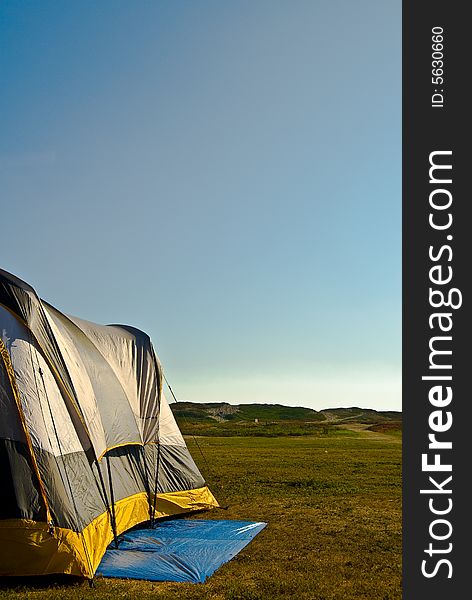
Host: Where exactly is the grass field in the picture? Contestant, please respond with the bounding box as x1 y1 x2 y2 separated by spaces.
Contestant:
0 426 401 600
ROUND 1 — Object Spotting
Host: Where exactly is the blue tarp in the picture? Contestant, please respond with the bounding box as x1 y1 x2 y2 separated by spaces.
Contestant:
96 519 267 583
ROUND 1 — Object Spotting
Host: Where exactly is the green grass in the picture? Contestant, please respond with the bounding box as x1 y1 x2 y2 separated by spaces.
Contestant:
0 427 401 599
176 419 351 437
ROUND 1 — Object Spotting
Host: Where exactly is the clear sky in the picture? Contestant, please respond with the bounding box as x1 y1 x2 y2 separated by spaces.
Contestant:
0 1 401 411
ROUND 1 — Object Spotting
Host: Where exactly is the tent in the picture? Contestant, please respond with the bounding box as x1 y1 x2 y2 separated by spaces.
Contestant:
0 268 219 578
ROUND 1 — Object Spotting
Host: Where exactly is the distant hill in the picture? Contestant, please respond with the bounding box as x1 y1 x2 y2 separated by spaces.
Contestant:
320 407 402 424
170 401 326 423
170 402 401 424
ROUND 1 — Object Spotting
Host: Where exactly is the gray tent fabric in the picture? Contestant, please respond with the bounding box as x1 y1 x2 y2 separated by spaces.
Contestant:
0 268 218 578
0 270 91 453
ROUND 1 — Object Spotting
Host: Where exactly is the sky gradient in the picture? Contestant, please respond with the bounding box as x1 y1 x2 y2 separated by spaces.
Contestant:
0 1 401 410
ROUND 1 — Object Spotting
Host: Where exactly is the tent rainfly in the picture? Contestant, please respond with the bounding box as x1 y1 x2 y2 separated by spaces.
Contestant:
0 268 218 578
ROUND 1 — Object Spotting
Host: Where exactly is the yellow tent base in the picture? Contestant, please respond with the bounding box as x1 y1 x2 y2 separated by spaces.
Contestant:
0 486 219 578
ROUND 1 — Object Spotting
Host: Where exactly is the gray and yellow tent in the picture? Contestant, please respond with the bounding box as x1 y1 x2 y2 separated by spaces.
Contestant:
0 268 218 578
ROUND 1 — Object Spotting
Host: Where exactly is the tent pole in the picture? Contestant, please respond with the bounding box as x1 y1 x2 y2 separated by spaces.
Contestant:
0 338 53 526
105 454 119 549
150 349 163 527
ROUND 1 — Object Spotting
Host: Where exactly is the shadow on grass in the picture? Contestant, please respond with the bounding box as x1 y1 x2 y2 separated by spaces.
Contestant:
0 574 86 592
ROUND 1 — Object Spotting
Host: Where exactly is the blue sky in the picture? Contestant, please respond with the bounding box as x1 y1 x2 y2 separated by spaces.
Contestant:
0 1 401 410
